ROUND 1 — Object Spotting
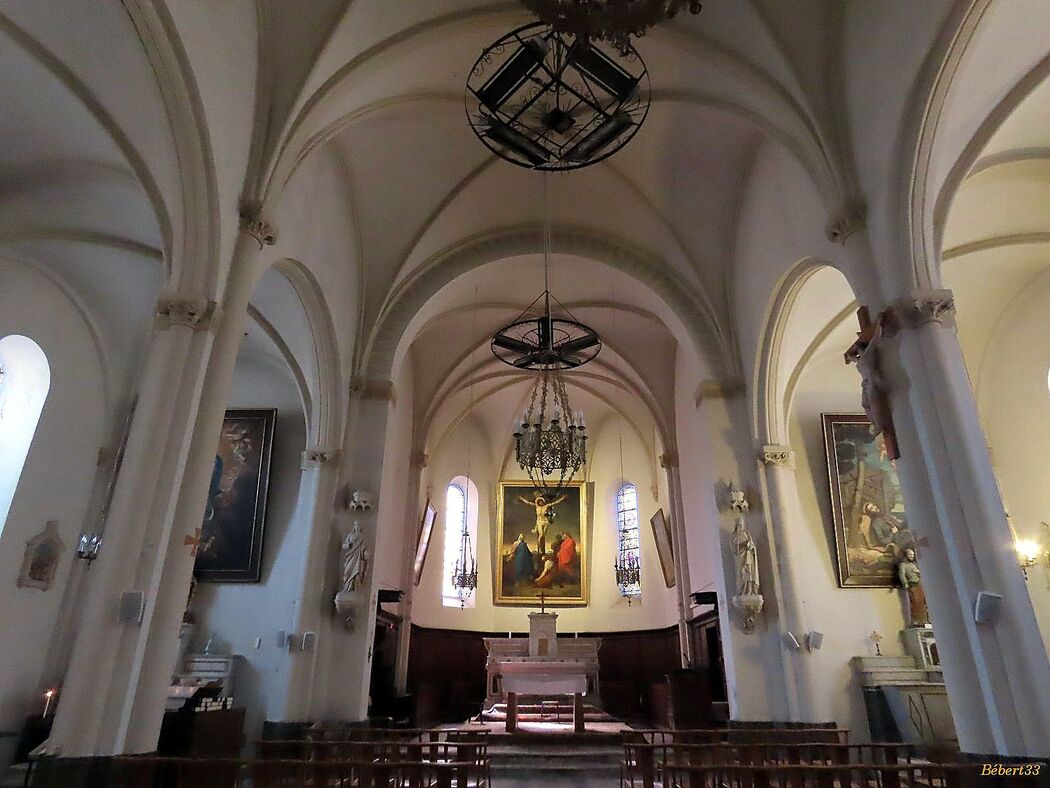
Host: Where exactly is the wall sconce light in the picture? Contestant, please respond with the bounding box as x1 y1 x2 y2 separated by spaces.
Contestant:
76 533 102 562
1015 539 1041 579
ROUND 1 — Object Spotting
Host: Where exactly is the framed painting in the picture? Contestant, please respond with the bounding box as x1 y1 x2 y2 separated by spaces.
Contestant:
412 499 437 587
194 408 276 582
650 508 676 588
822 413 912 587
495 480 588 606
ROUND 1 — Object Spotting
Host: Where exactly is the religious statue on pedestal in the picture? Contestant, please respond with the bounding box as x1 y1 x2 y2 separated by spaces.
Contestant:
897 547 929 627
340 520 369 594
729 487 763 633
334 521 369 630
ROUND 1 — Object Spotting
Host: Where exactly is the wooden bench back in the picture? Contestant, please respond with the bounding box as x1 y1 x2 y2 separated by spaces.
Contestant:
107 756 482 788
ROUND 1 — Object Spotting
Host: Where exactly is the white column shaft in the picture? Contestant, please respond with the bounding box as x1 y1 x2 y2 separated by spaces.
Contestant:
890 316 1050 756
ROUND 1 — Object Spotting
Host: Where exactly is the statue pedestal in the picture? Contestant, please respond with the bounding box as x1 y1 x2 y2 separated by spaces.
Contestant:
732 593 764 633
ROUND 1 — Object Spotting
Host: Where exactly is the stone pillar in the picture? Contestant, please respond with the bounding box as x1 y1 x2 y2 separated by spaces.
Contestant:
48 216 272 756
279 446 342 720
883 289 1050 756
307 380 395 720
692 383 792 721
394 453 427 696
757 445 819 722
661 453 694 667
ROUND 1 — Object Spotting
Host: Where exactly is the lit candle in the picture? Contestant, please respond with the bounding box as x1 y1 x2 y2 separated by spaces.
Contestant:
42 688 56 717
508 631 512 639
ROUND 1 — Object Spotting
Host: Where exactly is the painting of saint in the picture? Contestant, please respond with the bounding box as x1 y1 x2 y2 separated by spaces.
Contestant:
822 413 912 587
495 481 588 605
193 409 276 582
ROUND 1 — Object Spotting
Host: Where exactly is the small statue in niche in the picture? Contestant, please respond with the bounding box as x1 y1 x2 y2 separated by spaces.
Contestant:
897 547 930 627
340 520 369 594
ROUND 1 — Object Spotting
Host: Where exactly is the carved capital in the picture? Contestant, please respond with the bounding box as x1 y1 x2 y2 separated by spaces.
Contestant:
659 451 679 469
239 205 277 249
761 445 794 468
155 293 219 331
892 289 956 330
301 446 341 469
410 450 429 469
825 204 866 245
349 377 395 401
694 379 745 407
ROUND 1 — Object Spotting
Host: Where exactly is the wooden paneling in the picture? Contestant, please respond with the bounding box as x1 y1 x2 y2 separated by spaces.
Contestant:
406 622 708 724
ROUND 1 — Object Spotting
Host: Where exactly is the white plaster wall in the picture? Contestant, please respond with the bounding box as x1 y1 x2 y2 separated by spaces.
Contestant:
411 415 679 633
190 353 308 745
971 284 1050 656
0 259 108 730
788 349 908 738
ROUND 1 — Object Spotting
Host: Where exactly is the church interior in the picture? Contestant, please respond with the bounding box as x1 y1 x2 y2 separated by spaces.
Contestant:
1 1 1049 785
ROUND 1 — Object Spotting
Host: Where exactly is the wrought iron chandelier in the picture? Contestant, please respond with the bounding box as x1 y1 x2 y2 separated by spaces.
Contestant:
466 22 649 170
521 0 703 55
493 196 600 492
452 525 478 603
614 551 641 599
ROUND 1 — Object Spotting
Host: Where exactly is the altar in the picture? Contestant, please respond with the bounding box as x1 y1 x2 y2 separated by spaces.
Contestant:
483 610 601 732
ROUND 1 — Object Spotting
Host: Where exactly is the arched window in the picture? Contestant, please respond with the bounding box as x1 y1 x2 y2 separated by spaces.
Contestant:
442 478 478 608
0 336 51 538
616 482 641 597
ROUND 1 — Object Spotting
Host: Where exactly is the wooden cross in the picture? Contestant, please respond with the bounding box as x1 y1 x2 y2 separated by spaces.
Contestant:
870 630 883 656
539 591 546 614
184 527 203 557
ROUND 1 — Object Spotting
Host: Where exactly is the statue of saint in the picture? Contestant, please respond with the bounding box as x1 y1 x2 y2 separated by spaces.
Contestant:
731 518 760 597
518 491 567 557
340 521 369 594
897 547 929 627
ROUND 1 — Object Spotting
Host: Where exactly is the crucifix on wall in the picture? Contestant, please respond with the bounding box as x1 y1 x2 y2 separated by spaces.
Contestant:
844 306 900 460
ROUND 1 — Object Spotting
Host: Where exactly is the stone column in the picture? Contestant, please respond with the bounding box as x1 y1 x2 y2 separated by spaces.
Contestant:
307 379 395 720
661 452 694 667
757 445 819 722
48 215 272 756
692 383 792 721
279 446 342 720
394 452 427 696
884 289 1050 756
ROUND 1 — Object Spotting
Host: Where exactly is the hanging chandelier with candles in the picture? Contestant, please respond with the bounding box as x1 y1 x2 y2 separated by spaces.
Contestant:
520 0 703 55
493 287 600 494
452 524 478 603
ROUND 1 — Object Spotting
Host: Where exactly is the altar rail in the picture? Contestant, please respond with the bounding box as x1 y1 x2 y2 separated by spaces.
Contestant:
96 756 482 788
622 761 980 788
628 728 850 745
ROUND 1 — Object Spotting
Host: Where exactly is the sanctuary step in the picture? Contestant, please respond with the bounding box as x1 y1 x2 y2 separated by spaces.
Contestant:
487 730 623 786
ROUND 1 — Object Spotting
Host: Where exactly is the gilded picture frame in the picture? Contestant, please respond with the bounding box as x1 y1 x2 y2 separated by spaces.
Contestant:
822 413 912 587
194 408 277 582
650 508 676 588
495 480 588 606
412 499 437 587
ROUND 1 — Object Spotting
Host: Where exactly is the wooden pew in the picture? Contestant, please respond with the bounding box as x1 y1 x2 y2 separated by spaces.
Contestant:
107 755 484 788
626 728 850 746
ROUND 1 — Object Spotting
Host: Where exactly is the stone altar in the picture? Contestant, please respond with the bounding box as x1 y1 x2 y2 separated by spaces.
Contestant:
483 611 601 706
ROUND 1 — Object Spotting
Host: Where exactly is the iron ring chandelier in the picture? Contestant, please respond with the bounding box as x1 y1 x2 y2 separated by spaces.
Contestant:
466 22 650 171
